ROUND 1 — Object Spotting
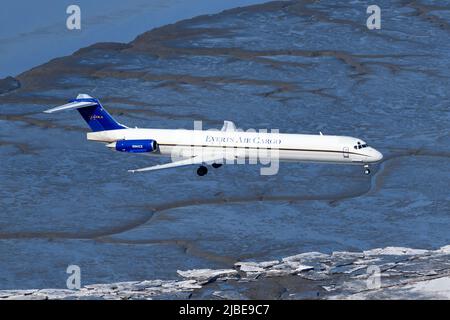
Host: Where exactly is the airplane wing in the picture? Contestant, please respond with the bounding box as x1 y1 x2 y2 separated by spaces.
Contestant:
128 153 224 173
221 120 237 132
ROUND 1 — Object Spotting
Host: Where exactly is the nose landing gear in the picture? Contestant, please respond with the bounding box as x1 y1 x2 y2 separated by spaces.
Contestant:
364 164 371 175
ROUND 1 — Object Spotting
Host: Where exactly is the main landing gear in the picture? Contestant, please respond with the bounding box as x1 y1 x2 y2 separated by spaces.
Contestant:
364 164 371 175
197 165 208 176
196 163 222 176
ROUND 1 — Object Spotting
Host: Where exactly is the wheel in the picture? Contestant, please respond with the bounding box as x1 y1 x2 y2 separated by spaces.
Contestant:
212 163 222 169
197 165 208 176
364 168 371 175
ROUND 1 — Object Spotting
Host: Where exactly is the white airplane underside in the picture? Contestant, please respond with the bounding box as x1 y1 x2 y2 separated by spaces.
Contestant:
44 94 383 176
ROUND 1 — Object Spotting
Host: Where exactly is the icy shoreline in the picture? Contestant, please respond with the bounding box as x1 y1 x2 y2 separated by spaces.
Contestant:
2 245 449 300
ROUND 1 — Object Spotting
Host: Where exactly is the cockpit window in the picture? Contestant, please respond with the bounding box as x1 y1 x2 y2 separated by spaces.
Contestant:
355 141 368 149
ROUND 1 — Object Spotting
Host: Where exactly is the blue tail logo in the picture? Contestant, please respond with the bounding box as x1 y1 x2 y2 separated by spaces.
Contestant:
70 94 126 132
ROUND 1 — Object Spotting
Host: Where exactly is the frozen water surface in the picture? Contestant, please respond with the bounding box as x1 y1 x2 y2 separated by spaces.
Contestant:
0 0 449 291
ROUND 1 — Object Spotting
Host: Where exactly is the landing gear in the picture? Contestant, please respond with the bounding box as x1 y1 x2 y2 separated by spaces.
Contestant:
197 165 208 176
364 164 371 175
212 163 222 169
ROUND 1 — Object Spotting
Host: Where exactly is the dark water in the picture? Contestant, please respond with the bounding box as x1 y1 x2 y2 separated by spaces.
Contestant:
0 0 266 78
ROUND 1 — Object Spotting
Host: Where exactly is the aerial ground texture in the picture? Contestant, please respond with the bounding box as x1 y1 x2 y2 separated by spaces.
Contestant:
0 0 449 299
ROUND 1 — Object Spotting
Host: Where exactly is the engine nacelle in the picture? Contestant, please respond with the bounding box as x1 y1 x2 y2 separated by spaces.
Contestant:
115 139 158 153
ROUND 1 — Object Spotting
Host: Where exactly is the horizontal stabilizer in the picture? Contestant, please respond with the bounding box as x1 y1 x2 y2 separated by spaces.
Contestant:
43 100 97 113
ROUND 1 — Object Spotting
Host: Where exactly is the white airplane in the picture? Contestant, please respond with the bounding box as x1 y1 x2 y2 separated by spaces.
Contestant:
44 94 383 176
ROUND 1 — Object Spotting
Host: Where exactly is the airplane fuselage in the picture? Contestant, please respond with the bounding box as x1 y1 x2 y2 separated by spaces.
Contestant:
87 128 383 165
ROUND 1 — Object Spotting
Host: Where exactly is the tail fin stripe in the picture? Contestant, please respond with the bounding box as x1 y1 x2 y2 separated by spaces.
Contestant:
43 94 127 132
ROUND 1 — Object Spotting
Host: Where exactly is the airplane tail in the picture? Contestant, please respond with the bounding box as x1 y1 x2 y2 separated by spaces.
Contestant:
44 94 127 132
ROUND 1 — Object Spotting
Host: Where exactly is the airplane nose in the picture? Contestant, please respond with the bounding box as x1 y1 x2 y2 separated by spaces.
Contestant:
373 149 383 162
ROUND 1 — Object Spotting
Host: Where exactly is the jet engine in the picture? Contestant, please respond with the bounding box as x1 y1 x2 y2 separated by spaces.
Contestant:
108 139 158 153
